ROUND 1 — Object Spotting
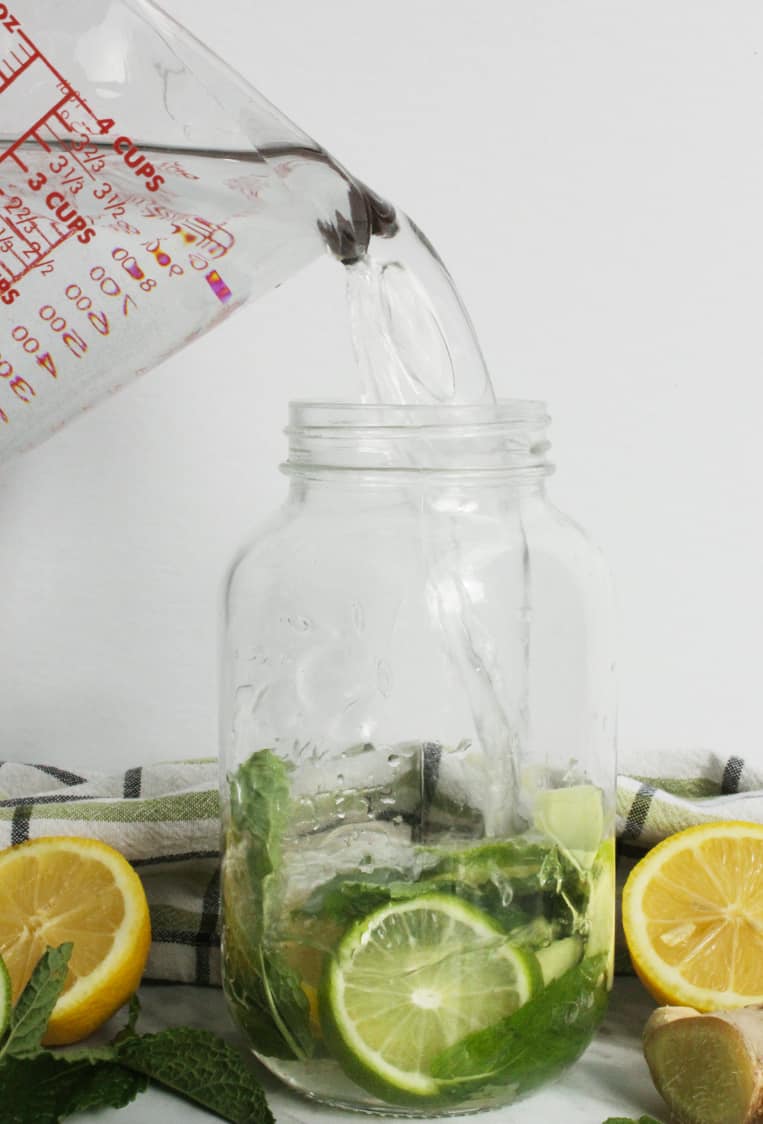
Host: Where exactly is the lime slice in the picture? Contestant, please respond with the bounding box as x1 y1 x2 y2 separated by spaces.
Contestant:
0 953 11 1038
321 892 541 1104
534 784 605 867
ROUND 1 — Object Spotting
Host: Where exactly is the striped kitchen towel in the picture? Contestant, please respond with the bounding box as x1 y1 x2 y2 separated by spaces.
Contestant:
2 749 761 986
0 759 223 987
617 748 763 845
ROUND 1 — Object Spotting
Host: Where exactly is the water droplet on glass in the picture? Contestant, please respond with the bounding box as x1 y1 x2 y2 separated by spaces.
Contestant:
336 773 344 785
387 753 400 768
288 615 312 632
351 601 365 634
376 659 392 698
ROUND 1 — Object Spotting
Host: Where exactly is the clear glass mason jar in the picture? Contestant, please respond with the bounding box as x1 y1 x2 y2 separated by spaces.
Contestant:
219 401 616 1117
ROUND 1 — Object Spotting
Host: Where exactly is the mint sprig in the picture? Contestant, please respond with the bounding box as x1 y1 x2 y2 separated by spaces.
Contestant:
0 944 72 1061
0 945 274 1123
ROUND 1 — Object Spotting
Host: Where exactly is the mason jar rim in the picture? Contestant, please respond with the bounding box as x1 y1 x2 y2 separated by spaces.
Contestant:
286 398 549 432
282 399 553 479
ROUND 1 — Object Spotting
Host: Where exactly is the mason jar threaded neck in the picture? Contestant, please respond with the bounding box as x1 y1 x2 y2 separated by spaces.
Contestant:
282 400 553 478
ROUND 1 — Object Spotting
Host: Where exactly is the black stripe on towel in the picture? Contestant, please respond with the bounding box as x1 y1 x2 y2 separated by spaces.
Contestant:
721 756 744 795
152 929 221 948
123 767 143 799
11 803 31 845
0 792 96 808
132 850 220 869
194 866 222 985
34 764 88 787
621 782 656 842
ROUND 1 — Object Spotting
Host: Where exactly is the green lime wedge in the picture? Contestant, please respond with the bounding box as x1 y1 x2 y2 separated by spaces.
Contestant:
534 784 605 868
0 953 11 1038
320 892 541 1105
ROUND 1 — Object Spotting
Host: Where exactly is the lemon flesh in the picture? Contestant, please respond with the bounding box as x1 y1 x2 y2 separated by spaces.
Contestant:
0 836 151 1044
623 821 763 1011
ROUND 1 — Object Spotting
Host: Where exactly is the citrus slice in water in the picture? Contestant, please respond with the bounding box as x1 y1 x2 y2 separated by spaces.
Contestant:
622 821 763 1010
321 892 541 1103
0 836 151 1044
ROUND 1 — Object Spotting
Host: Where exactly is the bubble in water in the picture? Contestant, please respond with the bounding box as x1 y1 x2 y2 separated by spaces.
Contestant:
387 753 401 768
336 774 344 785
498 881 514 908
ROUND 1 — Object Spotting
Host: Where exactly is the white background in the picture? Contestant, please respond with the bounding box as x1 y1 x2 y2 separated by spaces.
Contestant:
2 0 762 774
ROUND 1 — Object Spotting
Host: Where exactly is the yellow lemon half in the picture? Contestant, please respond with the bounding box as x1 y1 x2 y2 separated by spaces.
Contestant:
0 836 151 1044
623 821 763 1011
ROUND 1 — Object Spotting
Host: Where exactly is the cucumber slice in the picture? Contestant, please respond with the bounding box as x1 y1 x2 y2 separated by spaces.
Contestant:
535 936 584 985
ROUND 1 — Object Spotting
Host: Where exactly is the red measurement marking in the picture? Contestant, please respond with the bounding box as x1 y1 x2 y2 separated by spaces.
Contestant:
206 270 232 304
0 202 71 286
0 23 111 287
172 224 197 246
0 35 36 91
8 28 103 130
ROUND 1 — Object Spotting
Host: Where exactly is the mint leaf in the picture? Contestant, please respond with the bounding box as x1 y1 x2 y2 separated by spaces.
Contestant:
298 836 587 941
0 1055 59 1122
118 1027 274 1123
0 970 147 1120
0 951 272 1124
0 1052 146 1121
0 943 72 1060
432 955 608 1099
602 1117 665 1123
52 1058 147 1116
111 993 141 1046
298 866 538 935
224 750 312 1060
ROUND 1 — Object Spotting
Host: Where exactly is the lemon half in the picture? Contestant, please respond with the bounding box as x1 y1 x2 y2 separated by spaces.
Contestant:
0 836 151 1044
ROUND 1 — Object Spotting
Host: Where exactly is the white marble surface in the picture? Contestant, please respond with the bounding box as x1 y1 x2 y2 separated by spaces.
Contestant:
77 977 667 1123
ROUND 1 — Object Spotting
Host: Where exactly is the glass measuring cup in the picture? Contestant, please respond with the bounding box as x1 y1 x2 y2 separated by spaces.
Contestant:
0 0 395 462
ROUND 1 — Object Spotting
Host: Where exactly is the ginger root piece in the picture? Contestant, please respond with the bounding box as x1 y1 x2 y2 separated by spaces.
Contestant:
644 1004 763 1124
